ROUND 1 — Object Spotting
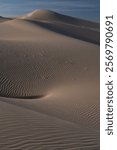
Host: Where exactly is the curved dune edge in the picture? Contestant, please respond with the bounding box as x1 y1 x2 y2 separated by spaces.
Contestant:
22 9 99 29
0 10 100 44
0 10 99 150
22 10 100 45
0 16 12 23
0 95 45 99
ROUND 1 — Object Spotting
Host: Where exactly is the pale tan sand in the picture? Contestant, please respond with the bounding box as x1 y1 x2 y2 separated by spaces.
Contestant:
0 10 99 150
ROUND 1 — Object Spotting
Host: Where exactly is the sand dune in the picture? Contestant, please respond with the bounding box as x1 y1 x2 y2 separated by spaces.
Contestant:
0 16 12 23
22 10 99 29
22 10 100 44
0 10 99 150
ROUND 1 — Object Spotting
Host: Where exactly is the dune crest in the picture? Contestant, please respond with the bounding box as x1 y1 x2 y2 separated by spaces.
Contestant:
22 9 99 28
14 9 100 44
25 9 57 19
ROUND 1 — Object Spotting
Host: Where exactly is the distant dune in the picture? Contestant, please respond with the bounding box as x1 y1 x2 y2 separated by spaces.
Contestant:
22 10 100 45
0 10 100 150
22 10 99 29
0 16 12 23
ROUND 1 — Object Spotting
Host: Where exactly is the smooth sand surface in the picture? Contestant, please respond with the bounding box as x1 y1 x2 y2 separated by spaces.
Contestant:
0 10 99 150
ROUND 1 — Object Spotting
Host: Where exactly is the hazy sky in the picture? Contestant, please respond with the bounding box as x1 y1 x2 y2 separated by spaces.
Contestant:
0 0 100 21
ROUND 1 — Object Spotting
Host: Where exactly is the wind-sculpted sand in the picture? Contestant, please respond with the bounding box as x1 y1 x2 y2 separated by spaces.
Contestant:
0 10 100 150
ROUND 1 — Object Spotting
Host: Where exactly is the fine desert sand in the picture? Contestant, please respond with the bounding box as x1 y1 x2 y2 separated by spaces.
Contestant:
0 10 100 150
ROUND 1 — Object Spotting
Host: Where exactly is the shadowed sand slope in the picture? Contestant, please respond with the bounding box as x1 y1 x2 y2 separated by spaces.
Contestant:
21 10 100 44
0 10 100 44
0 16 12 23
0 10 99 150
22 10 99 29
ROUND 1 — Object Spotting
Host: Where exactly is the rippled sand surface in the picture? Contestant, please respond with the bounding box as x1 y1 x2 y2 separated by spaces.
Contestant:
0 10 100 150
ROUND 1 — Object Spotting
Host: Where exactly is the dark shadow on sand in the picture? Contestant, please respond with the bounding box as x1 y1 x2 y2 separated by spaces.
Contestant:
25 19 100 45
0 95 44 99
